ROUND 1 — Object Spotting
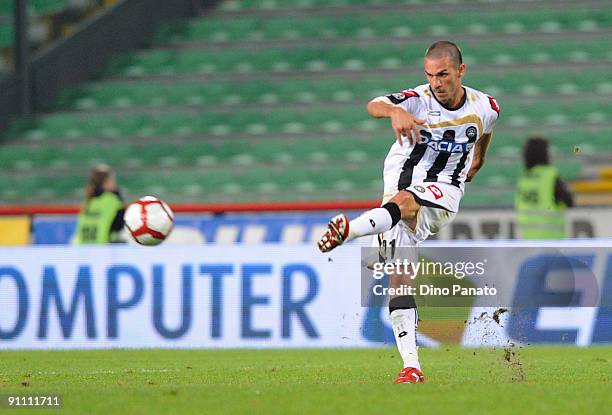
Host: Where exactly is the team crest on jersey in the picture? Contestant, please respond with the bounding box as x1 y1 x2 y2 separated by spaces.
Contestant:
466 126 478 140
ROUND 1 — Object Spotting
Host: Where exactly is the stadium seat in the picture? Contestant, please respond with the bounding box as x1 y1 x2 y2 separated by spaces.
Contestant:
2 0 611 205
6 98 611 141
103 38 612 77
106 40 608 77
0 0 67 16
56 68 612 110
0 23 13 48
156 9 612 44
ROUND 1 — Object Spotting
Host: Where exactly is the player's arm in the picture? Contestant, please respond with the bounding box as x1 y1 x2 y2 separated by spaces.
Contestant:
367 96 425 146
466 132 493 182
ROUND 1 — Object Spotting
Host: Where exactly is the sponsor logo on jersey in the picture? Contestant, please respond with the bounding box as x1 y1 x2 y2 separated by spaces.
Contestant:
419 134 471 153
428 110 441 116
413 185 426 193
427 184 444 200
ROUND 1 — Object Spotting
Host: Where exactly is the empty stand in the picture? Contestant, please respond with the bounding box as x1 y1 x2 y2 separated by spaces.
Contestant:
1 0 611 205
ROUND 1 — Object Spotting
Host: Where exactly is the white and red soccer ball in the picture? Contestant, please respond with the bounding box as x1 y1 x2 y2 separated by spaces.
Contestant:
124 196 174 246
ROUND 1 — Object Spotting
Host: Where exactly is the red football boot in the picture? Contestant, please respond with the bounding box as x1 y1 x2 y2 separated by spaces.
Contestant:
317 214 349 253
394 367 426 384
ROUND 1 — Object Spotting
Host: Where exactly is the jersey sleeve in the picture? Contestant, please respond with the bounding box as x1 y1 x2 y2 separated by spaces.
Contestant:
383 89 421 114
483 95 501 134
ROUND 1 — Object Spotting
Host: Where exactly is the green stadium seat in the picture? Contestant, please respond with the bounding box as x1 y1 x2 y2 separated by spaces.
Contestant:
103 38 612 77
461 191 515 208
157 9 612 44
0 24 13 48
3 0 612 205
56 67 612 111
0 0 66 16
7 97 612 141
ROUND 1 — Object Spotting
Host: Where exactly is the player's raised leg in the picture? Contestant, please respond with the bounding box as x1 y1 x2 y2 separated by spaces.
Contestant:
317 191 419 252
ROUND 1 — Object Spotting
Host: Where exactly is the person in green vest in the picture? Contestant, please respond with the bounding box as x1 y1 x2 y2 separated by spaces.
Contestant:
515 137 574 239
75 164 125 244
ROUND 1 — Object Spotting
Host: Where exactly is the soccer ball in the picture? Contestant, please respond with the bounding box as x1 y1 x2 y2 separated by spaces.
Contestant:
124 196 174 246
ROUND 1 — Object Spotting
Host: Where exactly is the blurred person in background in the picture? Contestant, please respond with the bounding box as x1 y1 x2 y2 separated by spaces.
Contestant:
515 137 574 239
75 164 125 244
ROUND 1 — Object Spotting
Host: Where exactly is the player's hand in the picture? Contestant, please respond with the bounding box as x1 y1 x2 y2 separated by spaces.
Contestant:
390 107 426 146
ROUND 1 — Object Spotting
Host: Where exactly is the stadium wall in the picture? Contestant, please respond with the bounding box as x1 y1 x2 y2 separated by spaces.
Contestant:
0 74 21 134
30 0 205 112
20 207 612 244
0 0 215 125
1 242 611 349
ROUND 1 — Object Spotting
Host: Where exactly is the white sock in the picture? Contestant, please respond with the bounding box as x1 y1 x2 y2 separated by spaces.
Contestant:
390 308 420 370
347 207 394 241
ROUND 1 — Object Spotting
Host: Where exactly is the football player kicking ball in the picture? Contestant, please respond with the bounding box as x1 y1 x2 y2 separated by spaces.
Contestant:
317 41 500 384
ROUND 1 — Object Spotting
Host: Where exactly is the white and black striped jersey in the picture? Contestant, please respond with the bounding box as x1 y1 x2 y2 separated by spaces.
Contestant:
380 83 500 193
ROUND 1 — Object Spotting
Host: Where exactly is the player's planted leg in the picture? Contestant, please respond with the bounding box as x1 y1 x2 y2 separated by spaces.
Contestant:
389 293 425 384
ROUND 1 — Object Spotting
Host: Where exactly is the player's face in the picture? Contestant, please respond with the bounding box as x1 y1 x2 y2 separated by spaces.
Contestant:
424 55 465 107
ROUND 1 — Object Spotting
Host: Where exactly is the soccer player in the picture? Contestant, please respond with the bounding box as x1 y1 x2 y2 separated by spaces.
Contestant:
317 41 500 383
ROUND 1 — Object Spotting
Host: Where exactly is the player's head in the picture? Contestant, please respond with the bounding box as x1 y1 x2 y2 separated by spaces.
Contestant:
424 41 465 107
86 164 117 198
523 137 550 169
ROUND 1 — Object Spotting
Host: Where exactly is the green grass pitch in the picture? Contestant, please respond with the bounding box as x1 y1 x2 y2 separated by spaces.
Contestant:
0 347 611 414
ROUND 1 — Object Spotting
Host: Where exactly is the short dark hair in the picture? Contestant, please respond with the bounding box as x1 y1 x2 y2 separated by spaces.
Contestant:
523 137 550 169
425 41 463 67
